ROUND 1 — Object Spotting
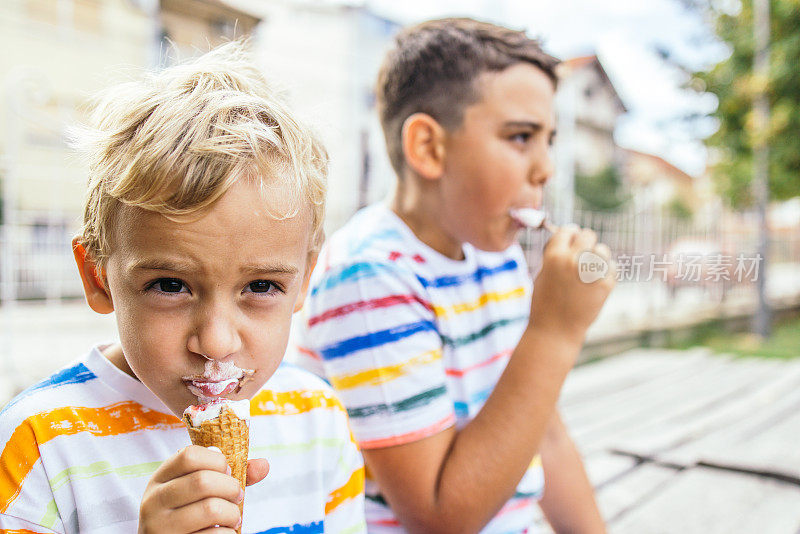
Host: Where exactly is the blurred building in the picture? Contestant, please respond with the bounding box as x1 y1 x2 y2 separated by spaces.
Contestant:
622 148 698 213
0 0 260 301
234 0 400 232
556 55 627 177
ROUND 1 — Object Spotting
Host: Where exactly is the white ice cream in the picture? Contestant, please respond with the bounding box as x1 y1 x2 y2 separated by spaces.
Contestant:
510 208 547 228
184 398 251 426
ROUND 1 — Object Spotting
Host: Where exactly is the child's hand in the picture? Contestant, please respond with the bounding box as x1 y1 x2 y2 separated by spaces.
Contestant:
529 225 615 346
138 445 269 534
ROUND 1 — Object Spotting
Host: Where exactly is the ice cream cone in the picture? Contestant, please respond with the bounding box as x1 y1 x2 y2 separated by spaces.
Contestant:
183 404 249 533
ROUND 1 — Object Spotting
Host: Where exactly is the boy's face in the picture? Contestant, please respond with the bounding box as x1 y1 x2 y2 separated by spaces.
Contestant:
439 63 556 252
83 180 316 417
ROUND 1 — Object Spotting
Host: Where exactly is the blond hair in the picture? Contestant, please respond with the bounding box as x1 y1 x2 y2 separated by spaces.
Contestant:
74 40 327 267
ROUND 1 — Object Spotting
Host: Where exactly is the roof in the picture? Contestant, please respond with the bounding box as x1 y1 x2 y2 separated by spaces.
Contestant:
559 54 627 113
624 148 695 184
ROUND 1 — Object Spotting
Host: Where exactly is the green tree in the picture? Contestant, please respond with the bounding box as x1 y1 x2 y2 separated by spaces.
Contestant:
690 0 800 208
575 165 631 212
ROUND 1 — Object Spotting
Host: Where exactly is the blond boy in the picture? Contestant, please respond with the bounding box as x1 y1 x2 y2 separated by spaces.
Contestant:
298 19 614 533
0 43 365 534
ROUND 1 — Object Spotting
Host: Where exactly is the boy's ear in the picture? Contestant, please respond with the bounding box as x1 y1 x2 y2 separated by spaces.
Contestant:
294 251 319 313
72 237 114 314
401 113 446 180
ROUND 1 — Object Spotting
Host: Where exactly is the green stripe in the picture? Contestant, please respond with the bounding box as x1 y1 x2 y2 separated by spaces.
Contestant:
338 520 367 534
347 385 446 419
440 316 527 348
49 460 162 492
40 499 60 529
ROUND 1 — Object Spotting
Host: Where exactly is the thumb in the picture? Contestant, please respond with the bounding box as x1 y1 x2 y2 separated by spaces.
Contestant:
246 458 269 487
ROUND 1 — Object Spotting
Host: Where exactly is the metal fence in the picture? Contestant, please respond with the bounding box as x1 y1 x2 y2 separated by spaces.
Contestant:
0 222 83 302
0 204 798 306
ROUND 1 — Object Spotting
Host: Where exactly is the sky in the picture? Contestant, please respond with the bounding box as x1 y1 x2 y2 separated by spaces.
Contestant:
363 0 730 176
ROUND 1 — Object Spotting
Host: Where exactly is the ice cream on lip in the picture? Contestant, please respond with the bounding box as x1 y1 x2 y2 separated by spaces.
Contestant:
181 359 255 403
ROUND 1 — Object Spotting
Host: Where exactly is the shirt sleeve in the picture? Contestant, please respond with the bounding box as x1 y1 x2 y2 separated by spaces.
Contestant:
301 260 455 449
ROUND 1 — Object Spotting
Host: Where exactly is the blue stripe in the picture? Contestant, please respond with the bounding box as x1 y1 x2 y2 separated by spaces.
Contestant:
311 262 398 296
254 521 323 534
320 320 436 360
1 363 96 414
312 258 519 297
349 228 403 256
416 259 518 289
453 386 494 418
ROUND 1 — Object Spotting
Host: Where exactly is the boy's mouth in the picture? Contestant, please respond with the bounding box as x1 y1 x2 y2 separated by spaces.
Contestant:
184 377 241 399
181 360 255 402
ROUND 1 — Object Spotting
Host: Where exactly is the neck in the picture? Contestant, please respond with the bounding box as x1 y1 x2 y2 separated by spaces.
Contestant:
390 173 465 261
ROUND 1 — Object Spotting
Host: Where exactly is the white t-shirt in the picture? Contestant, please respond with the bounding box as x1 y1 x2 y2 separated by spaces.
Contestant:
0 346 366 534
298 203 544 533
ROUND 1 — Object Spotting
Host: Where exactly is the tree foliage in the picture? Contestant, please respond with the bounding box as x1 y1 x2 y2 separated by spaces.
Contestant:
575 165 631 212
692 0 800 209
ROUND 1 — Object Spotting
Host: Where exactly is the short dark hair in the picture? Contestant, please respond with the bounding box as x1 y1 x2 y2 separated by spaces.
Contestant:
376 18 560 175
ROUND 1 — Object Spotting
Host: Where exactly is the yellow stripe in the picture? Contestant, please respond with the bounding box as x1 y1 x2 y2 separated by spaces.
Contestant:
529 454 542 469
330 349 442 390
250 389 346 416
431 287 526 318
326 466 365 514
1 403 181 512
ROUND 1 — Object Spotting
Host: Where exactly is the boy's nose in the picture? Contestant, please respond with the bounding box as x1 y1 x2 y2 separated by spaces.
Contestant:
530 150 554 186
187 307 242 360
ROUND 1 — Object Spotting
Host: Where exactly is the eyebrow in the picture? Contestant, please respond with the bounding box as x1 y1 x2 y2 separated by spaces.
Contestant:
127 259 299 277
503 121 557 142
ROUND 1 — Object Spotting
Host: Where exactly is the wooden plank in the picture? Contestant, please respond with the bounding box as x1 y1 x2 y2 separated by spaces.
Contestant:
583 451 639 489
609 467 800 534
597 463 678 524
563 351 727 433
606 357 789 457
658 361 800 469
568 355 754 454
697 405 800 481
562 348 713 408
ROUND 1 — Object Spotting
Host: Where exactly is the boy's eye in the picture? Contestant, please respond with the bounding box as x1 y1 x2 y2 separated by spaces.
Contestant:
247 280 278 294
510 132 532 144
151 278 186 293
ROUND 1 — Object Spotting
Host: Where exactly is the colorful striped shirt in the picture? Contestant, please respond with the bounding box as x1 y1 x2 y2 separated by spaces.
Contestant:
0 345 366 534
297 203 545 533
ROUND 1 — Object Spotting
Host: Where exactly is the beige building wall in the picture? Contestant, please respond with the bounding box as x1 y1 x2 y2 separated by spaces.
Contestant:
1 0 153 225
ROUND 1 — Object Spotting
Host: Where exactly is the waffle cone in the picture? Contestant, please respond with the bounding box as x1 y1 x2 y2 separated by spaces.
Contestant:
183 405 249 533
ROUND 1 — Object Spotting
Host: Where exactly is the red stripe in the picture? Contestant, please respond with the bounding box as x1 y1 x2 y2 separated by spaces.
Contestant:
445 349 512 377
308 294 433 327
370 519 401 527
359 413 455 449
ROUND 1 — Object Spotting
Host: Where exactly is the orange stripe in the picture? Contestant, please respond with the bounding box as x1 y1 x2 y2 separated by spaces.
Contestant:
297 346 322 361
251 389 345 416
1 402 180 513
3 530 47 534
326 466 365 514
359 414 455 449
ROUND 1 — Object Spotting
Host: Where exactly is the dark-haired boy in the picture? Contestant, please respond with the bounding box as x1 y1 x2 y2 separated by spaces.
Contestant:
299 18 614 533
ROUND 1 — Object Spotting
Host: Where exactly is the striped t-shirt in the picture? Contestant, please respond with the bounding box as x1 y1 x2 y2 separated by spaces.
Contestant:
0 345 366 534
297 203 544 533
